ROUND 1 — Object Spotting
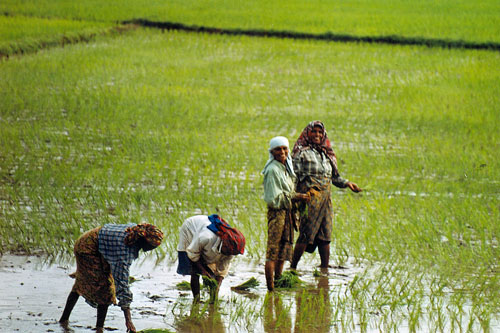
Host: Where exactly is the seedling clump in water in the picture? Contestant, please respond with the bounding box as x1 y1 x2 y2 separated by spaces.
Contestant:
231 277 260 291
176 281 191 290
275 271 303 289
202 275 218 303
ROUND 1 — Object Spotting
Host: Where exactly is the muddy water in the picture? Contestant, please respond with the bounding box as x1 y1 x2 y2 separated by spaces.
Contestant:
0 253 365 333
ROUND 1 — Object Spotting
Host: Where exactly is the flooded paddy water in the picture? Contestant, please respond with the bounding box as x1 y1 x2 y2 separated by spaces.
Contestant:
2 252 499 332
0 252 366 332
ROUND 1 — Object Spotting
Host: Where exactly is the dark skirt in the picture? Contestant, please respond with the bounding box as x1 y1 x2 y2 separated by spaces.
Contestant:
177 251 193 275
70 227 117 307
296 182 333 253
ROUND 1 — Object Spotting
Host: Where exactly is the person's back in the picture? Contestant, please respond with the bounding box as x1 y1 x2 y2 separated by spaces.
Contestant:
177 215 211 252
176 214 244 302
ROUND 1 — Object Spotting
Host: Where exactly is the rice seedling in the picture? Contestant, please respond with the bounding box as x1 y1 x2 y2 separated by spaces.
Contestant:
294 288 333 331
275 270 304 289
0 14 114 58
169 298 225 332
201 275 218 304
231 277 259 291
1 0 499 44
1 20 499 331
262 292 293 331
176 281 191 291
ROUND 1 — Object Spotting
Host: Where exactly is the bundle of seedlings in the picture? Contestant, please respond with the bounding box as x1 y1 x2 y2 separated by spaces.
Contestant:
275 270 303 289
176 281 191 290
231 277 260 291
202 275 219 303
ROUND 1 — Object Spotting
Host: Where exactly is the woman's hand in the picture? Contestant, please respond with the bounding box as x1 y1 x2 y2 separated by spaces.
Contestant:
215 275 224 296
307 187 320 198
201 268 215 279
347 182 362 193
201 264 216 280
192 260 215 279
293 193 310 202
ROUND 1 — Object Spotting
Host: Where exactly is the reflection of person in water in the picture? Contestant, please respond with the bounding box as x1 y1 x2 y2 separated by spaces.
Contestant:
263 293 292 333
294 275 331 333
176 303 226 333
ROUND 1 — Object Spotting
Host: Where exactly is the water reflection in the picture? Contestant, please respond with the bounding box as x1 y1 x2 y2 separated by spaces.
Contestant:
263 293 292 332
294 273 332 332
175 303 225 333
262 272 333 333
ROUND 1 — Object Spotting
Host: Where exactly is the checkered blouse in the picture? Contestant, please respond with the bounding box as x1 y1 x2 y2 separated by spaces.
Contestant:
98 223 139 308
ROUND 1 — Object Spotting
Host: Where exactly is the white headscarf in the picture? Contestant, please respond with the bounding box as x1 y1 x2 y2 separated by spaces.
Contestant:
262 136 296 177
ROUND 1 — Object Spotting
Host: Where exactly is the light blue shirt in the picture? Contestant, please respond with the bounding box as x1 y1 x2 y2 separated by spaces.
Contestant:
263 159 296 209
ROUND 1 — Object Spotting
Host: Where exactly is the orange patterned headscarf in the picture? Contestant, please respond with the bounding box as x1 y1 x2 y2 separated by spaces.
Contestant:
124 223 164 248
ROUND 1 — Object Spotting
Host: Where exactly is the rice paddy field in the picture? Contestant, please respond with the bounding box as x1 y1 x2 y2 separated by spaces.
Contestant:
1 1 499 332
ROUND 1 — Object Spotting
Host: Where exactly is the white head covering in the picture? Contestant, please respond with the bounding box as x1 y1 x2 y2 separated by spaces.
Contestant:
269 136 289 152
262 136 296 177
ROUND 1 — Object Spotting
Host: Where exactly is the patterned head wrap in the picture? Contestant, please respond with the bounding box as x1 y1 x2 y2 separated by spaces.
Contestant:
220 227 246 256
292 120 340 177
207 214 245 255
124 223 164 248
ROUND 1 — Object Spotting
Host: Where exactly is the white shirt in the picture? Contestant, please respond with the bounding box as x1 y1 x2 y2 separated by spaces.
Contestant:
177 215 233 277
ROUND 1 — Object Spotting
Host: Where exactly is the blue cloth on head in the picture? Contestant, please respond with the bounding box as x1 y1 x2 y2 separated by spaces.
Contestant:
207 214 231 234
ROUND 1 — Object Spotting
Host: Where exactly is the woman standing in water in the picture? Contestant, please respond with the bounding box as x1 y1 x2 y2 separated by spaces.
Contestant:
290 121 362 271
59 223 164 333
262 136 309 291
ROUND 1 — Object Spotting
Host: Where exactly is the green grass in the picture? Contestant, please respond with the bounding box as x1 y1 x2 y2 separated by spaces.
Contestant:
0 27 499 331
0 15 115 57
1 28 498 255
1 0 500 43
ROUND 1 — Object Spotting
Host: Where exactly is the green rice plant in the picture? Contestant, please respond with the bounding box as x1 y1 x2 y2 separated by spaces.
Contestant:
0 26 499 331
202 275 218 303
176 281 191 291
0 15 114 58
231 277 259 291
227 294 263 331
275 270 303 289
1 0 500 44
169 299 224 332
294 288 333 331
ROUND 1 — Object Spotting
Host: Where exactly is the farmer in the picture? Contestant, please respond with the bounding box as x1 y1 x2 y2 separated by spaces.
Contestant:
290 121 362 271
262 136 310 291
59 223 164 333
177 214 245 302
